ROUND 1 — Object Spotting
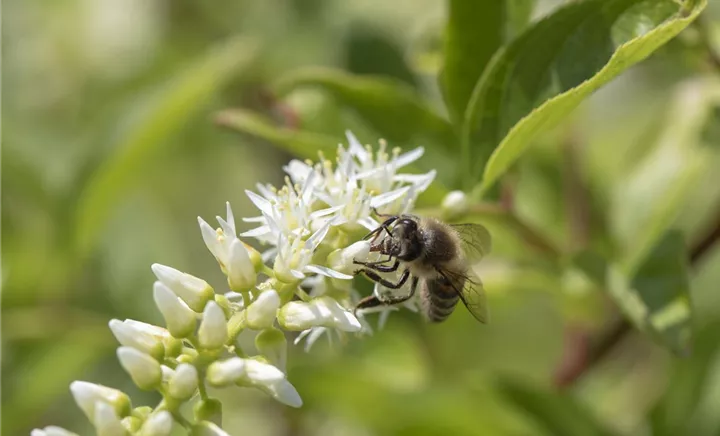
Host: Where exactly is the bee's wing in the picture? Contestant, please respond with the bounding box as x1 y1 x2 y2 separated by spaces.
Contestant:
439 269 489 324
450 223 492 263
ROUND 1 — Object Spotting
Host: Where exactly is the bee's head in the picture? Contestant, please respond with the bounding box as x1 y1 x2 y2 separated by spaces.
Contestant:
371 217 422 261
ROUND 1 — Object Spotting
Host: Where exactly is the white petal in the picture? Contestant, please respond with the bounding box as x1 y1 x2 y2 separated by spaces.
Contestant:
242 216 266 223
245 190 274 216
239 225 272 238
370 186 410 208
227 239 256 291
392 146 424 168
216 216 235 238
305 264 353 280
304 219 332 251
309 205 345 220
358 216 380 231
225 201 236 235
31 427 78 436
346 130 369 163
289 269 307 279
198 217 223 261
304 327 328 352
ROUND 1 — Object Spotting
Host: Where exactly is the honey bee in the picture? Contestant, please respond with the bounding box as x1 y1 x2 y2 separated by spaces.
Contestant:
353 212 491 323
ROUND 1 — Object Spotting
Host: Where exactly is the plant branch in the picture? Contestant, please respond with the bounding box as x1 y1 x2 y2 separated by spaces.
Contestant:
554 209 720 388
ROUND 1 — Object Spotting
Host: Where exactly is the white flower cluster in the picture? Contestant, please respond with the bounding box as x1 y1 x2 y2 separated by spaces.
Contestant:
34 131 434 436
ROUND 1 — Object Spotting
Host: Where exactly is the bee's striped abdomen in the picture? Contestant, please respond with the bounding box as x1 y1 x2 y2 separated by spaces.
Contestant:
420 278 462 322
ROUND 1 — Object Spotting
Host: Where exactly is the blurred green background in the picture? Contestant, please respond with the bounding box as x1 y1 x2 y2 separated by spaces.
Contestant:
3 0 720 435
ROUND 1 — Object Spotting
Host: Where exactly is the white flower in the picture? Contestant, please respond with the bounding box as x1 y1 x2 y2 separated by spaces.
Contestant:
278 296 361 332
108 319 164 361
441 190 468 216
207 357 246 387
138 411 173 436
31 427 78 436
245 289 281 329
273 221 351 283
152 282 196 338
198 301 228 349
70 381 131 422
168 363 198 401
151 264 214 312
116 347 161 390
243 359 302 408
199 202 258 292
93 402 127 436
263 378 303 408
192 422 231 436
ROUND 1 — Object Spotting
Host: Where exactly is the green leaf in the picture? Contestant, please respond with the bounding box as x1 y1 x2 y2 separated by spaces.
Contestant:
463 0 707 191
613 78 720 274
439 0 505 123
606 230 693 354
74 37 258 256
273 67 457 152
215 109 449 206
496 377 619 436
650 321 720 436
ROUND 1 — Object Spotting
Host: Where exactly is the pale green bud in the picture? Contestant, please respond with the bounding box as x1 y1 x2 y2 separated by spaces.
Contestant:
207 358 245 387
168 363 198 401
138 411 173 436
193 398 222 426
131 406 153 421
246 290 280 329
116 347 162 390
198 301 228 349
93 401 127 436
151 263 214 312
191 421 230 436
441 190 468 217
121 416 142 433
108 319 164 361
70 381 131 422
153 282 197 338
277 296 361 332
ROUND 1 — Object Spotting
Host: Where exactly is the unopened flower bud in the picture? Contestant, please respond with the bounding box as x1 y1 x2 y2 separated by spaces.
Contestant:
278 296 361 332
70 381 131 422
121 417 142 433
151 264 215 312
31 427 78 436
93 401 127 436
329 241 371 274
198 301 228 349
207 358 245 387
168 363 198 401
153 282 197 338
138 411 173 436
108 319 164 361
117 347 162 390
264 378 303 408
246 290 280 329
441 190 468 217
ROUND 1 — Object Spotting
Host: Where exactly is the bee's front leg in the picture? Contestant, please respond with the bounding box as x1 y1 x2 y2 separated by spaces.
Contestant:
354 277 418 316
353 258 400 272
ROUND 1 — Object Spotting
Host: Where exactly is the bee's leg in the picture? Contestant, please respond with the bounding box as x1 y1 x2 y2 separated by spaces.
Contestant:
353 256 393 267
362 216 397 241
354 277 418 315
356 268 409 289
353 258 400 273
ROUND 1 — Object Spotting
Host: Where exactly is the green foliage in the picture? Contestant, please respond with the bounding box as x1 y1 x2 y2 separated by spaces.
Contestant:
467 0 707 192
74 37 258 257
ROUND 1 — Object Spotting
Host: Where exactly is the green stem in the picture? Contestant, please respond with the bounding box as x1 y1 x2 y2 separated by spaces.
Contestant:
226 311 247 343
197 378 209 401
